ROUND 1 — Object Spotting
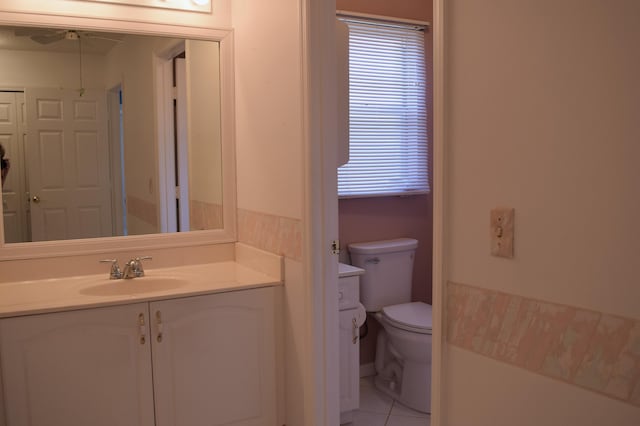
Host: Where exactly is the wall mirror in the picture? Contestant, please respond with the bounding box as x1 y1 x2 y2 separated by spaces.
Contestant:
0 22 236 260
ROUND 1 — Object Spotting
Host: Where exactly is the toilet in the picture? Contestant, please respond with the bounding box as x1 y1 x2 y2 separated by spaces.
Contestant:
348 238 432 414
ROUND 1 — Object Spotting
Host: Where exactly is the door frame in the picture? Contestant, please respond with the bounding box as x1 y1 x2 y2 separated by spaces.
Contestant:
173 56 189 232
0 90 29 243
310 0 446 424
430 0 446 424
107 83 126 236
304 0 340 424
155 40 186 233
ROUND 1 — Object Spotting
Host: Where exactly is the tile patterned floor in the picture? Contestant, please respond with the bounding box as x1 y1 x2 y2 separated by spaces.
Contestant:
345 377 430 426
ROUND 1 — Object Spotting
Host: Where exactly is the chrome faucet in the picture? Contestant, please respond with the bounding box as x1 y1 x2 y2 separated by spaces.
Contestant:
99 259 123 279
121 256 152 279
100 256 152 279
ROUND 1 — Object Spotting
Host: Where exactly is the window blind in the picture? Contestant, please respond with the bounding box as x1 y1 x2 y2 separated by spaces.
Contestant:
338 17 428 198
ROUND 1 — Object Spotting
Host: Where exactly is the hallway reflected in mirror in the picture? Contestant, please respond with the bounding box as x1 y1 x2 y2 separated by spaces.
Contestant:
0 26 223 243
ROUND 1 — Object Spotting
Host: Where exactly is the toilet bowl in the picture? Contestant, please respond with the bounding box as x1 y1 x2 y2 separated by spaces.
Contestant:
348 238 432 414
374 302 431 413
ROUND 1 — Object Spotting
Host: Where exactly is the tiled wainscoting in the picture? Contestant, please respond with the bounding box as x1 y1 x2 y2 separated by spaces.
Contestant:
237 208 302 261
190 200 223 230
447 282 640 407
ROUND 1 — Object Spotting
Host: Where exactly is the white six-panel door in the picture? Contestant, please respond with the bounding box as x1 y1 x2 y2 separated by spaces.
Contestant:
0 91 29 243
25 87 112 241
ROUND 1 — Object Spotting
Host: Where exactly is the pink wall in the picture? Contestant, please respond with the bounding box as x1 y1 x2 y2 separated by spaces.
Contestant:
337 0 433 365
340 196 433 304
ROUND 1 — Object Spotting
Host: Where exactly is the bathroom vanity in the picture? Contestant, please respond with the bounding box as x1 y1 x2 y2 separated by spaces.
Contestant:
338 262 365 424
0 0 341 423
0 260 282 426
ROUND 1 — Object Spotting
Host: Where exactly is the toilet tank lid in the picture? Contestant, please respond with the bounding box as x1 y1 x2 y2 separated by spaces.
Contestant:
348 238 418 255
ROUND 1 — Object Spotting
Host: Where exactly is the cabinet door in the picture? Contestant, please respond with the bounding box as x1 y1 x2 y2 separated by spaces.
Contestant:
151 287 278 426
339 308 360 415
0 303 155 426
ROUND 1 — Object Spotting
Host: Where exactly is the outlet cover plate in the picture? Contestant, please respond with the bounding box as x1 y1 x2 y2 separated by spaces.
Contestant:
490 207 514 258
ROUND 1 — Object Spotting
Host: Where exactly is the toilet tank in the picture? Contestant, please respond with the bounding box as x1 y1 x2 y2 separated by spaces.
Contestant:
348 238 418 312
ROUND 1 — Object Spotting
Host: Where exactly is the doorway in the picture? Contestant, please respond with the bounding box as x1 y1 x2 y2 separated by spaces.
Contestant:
156 42 189 234
313 2 445 425
107 84 127 236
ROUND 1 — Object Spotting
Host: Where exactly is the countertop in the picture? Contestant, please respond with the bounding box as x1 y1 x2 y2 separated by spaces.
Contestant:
338 262 365 278
0 261 282 318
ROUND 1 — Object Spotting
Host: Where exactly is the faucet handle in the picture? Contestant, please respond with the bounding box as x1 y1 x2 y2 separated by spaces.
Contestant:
132 256 152 277
99 259 122 279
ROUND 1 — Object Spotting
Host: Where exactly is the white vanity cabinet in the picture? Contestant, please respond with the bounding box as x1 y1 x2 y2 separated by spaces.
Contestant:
150 288 279 426
0 286 279 426
338 263 365 424
0 302 155 426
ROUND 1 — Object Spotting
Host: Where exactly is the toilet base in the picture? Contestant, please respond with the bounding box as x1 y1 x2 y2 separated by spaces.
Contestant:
374 361 431 414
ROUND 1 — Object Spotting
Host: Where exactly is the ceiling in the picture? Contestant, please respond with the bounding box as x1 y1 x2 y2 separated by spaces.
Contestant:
0 27 125 55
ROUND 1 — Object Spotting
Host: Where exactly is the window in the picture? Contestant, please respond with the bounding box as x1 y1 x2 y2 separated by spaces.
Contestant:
338 17 428 198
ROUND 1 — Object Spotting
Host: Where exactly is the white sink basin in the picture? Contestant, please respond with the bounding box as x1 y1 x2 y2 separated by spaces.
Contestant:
80 277 188 296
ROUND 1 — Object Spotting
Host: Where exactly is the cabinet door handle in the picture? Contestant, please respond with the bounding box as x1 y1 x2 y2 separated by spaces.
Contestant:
138 313 146 345
156 310 163 343
352 317 359 344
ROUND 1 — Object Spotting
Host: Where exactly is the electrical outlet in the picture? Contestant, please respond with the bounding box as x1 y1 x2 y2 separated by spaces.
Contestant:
490 207 514 258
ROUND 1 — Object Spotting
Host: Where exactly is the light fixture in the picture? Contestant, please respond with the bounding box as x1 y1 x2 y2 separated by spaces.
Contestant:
65 30 80 41
75 0 212 13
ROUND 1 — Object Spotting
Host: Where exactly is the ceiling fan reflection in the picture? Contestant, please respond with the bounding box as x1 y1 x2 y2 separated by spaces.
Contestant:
13 28 123 45
13 29 124 96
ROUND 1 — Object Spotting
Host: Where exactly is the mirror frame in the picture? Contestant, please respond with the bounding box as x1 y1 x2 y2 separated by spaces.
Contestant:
0 16 236 261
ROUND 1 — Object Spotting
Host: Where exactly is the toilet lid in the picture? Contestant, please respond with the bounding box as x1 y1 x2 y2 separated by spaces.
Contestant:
381 302 432 334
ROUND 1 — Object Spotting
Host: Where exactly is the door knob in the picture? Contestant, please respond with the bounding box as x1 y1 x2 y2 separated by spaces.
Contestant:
31 195 40 203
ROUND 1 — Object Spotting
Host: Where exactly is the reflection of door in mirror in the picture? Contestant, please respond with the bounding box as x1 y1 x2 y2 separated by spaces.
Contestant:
2 87 124 243
107 85 127 237
157 49 190 234
156 40 223 234
0 92 30 243
26 88 113 241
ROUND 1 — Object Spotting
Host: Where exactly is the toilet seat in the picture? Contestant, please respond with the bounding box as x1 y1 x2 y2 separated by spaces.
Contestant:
381 302 432 335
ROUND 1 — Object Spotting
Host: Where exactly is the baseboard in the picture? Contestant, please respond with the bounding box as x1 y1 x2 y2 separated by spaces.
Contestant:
359 362 375 378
